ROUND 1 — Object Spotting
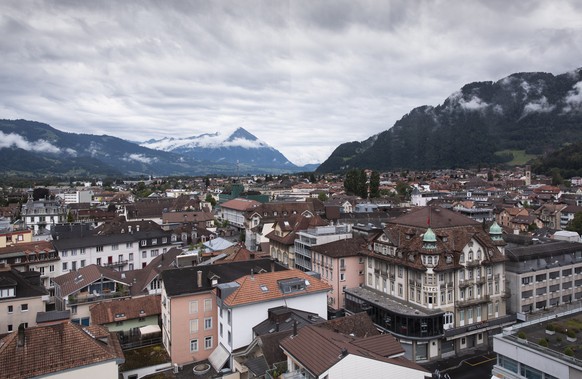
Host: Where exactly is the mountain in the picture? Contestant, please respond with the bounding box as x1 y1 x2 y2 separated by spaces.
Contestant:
317 67 582 173
0 120 311 178
141 127 300 172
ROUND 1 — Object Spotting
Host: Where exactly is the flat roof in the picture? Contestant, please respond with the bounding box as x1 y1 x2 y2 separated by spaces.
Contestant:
345 286 443 317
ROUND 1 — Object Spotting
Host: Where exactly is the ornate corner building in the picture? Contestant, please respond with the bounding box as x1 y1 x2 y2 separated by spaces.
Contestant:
344 206 515 362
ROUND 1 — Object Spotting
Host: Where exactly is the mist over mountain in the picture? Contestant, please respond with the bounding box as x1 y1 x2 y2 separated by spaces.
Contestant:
141 127 299 171
0 120 311 177
317 67 582 173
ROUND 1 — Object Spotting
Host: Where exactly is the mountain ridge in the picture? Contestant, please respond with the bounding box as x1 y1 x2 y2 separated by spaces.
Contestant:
316 67 582 173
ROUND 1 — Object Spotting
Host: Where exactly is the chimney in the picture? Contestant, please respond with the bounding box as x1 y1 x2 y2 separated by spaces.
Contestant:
271 259 275 273
197 270 202 288
275 322 279 332
250 269 254 280
17 324 25 347
292 320 298 337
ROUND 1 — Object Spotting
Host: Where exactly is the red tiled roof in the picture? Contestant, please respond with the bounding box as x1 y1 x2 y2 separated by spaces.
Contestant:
0 323 124 378
221 198 261 211
224 270 331 307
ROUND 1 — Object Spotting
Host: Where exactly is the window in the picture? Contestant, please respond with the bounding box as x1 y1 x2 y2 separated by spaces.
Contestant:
398 266 403 278
460 253 465 263
71 249 77 256
7 324 13 332
80 248 86 255
220 323 223 337
190 319 199 333
204 317 212 330
62 250 68 257
204 298 212 311
189 300 198 314
398 283 403 296
112 244 119 251
62 262 68 271
129 253 133 261
80 260 85 268
150 249 159 257
21 304 28 312
96 258 101 266
142 251 147 258
152 238 157 245
96 246 103 252
204 336 213 349
190 339 199 352
340 273 346 281
126 242 133 248
49 265 54 272
141 240 147 246
162 237 167 244
8 305 13 313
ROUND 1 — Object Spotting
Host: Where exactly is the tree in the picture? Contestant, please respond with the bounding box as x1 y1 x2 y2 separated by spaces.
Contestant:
32 187 50 201
395 181 411 200
318 192 329 202
369 171 380 198
566 212 582 235
205 193 217 207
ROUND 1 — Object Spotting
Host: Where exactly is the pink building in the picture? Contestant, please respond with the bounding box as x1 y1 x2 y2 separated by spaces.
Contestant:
311 236 367 314
160 259 284 366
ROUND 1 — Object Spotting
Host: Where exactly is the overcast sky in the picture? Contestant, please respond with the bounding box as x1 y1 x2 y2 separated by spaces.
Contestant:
1 1 582 166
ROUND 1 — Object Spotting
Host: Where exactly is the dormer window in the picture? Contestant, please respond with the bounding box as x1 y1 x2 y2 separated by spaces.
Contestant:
0 287 15 298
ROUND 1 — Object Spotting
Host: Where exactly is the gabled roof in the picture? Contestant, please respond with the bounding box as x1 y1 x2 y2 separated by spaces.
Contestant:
223 270 331 307
52 264 131 297
220 198 261 211
0 323 124 378
90 295 161 325
0 267 48 299
280 320 427 377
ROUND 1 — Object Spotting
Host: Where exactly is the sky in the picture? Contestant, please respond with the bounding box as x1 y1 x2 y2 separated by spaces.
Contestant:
1 1 582 166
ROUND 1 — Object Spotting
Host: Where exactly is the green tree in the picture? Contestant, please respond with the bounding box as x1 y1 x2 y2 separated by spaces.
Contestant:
318 192 329 202
205 193 217 207
395 181 411 200
566 212 582 235
369 171 380 198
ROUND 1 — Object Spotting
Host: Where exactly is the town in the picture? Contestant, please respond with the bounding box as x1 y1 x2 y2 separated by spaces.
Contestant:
1 166 582 379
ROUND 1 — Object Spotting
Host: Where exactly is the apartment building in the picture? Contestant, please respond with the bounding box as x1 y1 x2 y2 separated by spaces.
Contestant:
294 224 352 272
21 195 66 235
52 219 173 274
344 206 514 362
159 259 286 366
504 238 582 315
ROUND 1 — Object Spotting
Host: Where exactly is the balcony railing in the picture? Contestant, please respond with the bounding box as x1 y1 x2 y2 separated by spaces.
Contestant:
101 260 128 268
457 295 490 308
67 290 130 305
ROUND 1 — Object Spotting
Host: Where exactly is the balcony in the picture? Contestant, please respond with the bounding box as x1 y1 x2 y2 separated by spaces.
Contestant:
459 279 472 288
67 290 130 305
457 295 490 308
101 260 128 269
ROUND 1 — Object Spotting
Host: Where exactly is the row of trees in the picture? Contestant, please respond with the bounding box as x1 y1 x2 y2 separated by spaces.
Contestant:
343 169 380 198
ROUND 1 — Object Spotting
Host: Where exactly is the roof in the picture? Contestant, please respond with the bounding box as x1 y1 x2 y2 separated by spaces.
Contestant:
220 198 261 211
0 267 48 299
388 206 480 228
36 310 71 324
280 320 427 377
161 258 287 297
52 264 131 297
310 236 367 258
0 323 124 379
223 270 331 307
90 295 161 325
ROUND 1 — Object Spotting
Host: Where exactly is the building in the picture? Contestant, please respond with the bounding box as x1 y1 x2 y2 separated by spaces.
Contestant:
504 238 582 315
266 214 329 268
55 190 93 205
160 259 287 366
53 264 132 326
219 198 262 229
279 314 429 379
0 264 49 333
20 194 67 236
492 310 582 379
214 269 331 374
294 224 352 272
344 206 514 362
310 236 367 314
52 219 173 273
0 322 124 379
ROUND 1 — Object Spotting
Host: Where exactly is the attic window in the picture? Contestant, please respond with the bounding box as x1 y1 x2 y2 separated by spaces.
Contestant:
446 255 453 264
139 310 145 315
279 278 307 294
115 313 125 318
260 284 269 293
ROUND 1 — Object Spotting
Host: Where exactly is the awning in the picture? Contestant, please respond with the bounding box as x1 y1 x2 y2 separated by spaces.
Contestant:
138 324 161 336
208 344 230 372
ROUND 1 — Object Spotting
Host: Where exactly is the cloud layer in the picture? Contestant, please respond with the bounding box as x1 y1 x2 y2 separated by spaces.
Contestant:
1 1 582 165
